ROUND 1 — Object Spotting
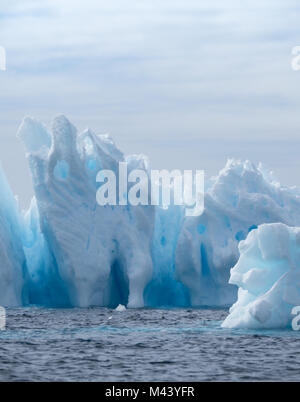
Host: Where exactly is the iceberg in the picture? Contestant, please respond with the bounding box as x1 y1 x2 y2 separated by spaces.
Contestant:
175 160 300 306
0 164 28 306
222 223 300 329
18 116 154 308
115 304 126 312
0 115 300 309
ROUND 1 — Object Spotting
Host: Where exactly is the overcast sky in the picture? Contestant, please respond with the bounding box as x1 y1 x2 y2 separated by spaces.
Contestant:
0 0 300 207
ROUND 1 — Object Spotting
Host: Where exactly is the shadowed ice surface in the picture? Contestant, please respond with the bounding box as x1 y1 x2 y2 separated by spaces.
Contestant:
1 308 300 381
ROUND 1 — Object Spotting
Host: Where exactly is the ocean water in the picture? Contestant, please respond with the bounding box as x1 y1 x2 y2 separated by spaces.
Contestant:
0 307 300 382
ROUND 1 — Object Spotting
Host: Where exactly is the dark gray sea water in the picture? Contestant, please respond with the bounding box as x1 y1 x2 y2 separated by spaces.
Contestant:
0 307 300 382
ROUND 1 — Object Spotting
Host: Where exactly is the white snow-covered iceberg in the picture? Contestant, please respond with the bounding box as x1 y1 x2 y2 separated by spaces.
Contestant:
18 116 154 308
175 160 300 307
0 164 28 306
1 115 298 309
222 223 300 329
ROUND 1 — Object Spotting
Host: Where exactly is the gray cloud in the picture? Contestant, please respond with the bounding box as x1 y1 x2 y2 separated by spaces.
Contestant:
0 0 300 207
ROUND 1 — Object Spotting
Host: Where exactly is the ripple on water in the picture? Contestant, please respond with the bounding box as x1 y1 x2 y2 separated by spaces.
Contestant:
0 307 300 381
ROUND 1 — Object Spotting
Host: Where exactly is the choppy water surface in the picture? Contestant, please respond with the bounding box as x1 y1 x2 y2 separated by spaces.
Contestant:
0 307 300 381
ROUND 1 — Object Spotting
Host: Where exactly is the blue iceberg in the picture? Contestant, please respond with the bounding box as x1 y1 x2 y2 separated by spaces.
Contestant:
222 223 300 329
17 115 154 308
175 159 300 307
1 115 300 310
0 163 28 306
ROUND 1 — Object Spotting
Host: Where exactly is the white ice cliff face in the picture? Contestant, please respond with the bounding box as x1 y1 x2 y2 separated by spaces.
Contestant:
0 165 28 306
0 115 299 309
222 223 300 329
175 160 300 306
18 116 154 308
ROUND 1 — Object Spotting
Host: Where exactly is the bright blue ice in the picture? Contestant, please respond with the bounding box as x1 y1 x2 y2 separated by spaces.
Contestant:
0 164 28 306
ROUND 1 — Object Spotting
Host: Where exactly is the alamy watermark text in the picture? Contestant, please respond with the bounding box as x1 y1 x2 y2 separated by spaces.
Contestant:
292 46 300 71
96 163 204 217
0 307 6 330
0 46 6 71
